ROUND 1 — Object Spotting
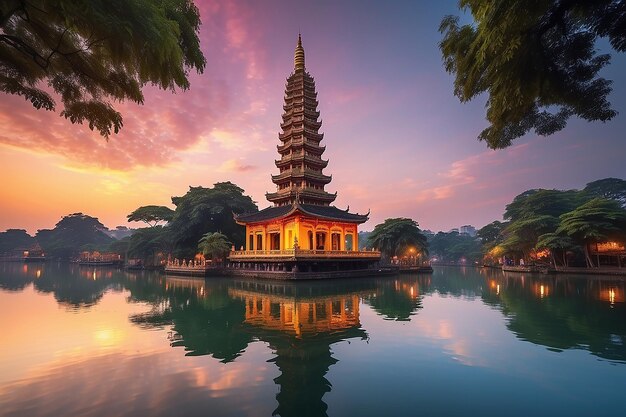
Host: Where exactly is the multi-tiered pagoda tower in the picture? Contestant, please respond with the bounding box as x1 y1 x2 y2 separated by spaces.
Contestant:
266 35 335 207
230 36 381 279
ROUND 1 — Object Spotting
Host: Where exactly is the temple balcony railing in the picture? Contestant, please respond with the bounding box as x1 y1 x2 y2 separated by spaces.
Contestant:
229 249 381 260
272 168 331 183
275 153 328 168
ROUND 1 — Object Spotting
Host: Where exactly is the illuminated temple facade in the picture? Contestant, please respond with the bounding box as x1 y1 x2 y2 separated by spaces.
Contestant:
229 36 381 278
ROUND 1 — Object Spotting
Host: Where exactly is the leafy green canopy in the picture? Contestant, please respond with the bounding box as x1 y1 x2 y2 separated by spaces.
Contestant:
0 0 205 137
440 0 625 148
500 189 587 258
428 231 482 263
584 178 626 207
35 213 113 259
367 218 428 259
127 205 175 227
168 182 257 256
557 198 626 244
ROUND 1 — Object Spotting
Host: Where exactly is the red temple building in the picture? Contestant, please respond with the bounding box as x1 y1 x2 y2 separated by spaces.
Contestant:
228 36 381 278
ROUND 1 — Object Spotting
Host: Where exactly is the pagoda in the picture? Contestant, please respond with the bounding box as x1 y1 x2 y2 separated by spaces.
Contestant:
229 35 381 278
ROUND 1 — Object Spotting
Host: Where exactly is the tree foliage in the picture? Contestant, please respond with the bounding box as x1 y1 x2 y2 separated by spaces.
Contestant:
0 0 205 137
168 182 257 256
127 226 172 265
35 213 113 259
556 198 626 266
428 231 482 263
367 218 428 259
198 232 232 261
439 0 625 148
0 228 34 254
584 177 626 207
127 205 174 227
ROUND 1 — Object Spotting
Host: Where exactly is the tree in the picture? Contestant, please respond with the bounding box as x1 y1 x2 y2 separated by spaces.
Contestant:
367 218 428 260
439 1 625 149
127 205 175 227
535 232 577 266
428 231 482 264
556 198 626 267
168 182 257 256
0 228 34 254
0 0 205 137
584 178 626 207
35 213 113 259
198 232 231 262
127 226 172 266
477 221 507 246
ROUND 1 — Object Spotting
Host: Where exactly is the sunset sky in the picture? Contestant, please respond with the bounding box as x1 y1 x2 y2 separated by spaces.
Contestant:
1 0 625 235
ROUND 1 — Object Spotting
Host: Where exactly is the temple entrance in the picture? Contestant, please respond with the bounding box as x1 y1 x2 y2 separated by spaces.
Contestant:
316 232 326 250
345 234 353 251
308 231 313 250
249 234 254 251
331 233 341 251
256 234 263 251
270 233 281 250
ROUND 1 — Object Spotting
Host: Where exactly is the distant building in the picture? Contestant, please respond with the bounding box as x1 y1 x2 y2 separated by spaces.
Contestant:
459 225 477 237
448 228 459 234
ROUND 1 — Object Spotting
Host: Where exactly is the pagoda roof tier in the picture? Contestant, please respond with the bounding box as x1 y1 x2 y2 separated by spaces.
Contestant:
272 168 332 184
266 188 337 205
283 98 319 110
280 118 322 131
277 140 325 154
282 107 320 120
275 153 328 169
279 128 323 142
235 201 368 225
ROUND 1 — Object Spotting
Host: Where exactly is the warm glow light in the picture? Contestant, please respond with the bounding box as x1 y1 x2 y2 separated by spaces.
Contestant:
496 284 500 295
609 289 615 304
36 269 41 279
92 271 97 281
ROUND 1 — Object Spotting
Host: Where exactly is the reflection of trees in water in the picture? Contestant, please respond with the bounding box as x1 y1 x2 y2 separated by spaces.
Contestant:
483 273 626 362
129 277 252 362
33 264 125 308
362 276 425 321
0 262 39 291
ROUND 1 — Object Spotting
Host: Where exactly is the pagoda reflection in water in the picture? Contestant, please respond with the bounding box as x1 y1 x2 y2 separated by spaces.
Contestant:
229 279 372 417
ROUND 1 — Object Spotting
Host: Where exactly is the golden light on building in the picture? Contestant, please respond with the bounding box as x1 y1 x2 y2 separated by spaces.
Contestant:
229 288 363 338
36 269 41 279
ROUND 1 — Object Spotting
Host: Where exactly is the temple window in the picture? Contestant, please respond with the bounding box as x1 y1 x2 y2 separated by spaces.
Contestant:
345 234 354 251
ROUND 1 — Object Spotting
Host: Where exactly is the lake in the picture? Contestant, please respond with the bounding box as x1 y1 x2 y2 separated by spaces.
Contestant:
1 263 625 417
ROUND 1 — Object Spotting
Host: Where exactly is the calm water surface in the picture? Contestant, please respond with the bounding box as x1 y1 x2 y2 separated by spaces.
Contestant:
1 263 625 417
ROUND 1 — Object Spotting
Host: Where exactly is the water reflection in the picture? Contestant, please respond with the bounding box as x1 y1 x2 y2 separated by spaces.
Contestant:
1 263 626 417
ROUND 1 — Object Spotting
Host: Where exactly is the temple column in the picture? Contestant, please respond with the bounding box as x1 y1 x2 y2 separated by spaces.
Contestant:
354 231 359 252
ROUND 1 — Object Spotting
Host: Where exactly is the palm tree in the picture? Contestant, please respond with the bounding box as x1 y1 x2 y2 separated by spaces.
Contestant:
198 232 232 263
367 218 428 261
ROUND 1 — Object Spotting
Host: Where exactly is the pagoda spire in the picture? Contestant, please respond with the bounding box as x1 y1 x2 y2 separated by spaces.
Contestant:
266 35 336 207
294 34 305 71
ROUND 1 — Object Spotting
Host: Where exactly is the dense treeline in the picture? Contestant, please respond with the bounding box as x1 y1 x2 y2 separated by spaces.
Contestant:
1 178 624 267
0 182 256 264
480 178 626 267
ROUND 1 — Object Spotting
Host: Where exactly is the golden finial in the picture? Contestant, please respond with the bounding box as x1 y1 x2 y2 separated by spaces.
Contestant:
294 33 305 71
